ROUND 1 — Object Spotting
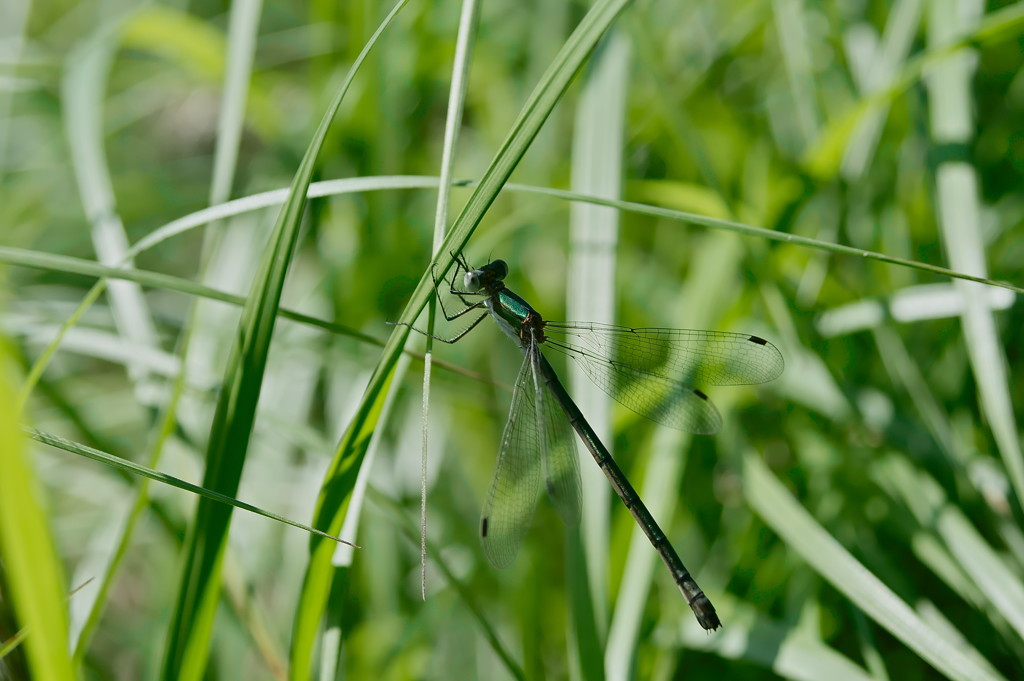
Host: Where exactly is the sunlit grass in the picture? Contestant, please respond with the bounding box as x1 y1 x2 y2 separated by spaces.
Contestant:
2 0 1023 680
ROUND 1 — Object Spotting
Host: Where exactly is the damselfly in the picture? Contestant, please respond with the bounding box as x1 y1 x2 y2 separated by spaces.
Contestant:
397 254 784 630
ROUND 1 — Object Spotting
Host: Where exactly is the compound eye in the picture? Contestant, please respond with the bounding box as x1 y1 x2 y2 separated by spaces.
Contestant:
463 271 481 291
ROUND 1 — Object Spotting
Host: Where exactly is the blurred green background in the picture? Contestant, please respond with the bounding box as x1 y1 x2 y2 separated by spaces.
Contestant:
2 0 1023 679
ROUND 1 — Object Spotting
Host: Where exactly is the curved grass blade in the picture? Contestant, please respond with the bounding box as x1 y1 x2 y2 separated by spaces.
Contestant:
27 428 353 546
72 0 264 661
290 1 636 676
159 3 409 678
512 185 1024 296
62 29 161 406
0 245 488 385
86 173 1023 297
0 625 28 662
8 175 1015 303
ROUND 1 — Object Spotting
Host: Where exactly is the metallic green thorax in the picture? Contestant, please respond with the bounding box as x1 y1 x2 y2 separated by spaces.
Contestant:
493 289 534 327
489 286 547 349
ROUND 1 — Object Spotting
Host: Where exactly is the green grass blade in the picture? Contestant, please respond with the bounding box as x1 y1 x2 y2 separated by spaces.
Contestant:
209 0 262 206
0 246 381 343
128 176 447 256
102 176 1024 296
289 1 635 677
565 527 605 681
71 367 180 664
28 428 352 545
924 0 1024 513
0 0 29 170
0 624 29 662
431 0 478 251
744 451 1006 681
566 30 630 652
506 186 1024 295
62 29 161 404
4 176 992 307
0 342 74 681
0 246 490 386
72 0 263 660
45 28 182 656
6 0 1023 676
14 281 106 413
159 2 410 677
416 0 481 601
119 5 227 83
319 350 415 681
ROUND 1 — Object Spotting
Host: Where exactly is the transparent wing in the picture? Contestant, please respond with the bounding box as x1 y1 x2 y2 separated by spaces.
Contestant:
480 351 543 569
542 322 778 433
531 344 581 527
564 352 723 433
545 322 784 386
480 342 582 569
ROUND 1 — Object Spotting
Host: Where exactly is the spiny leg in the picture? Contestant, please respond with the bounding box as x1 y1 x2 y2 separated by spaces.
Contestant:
446 252 487 298
388 309 489 344
444 251 472 299
388 253 487 341
432 261 483 321
441 253 467 299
